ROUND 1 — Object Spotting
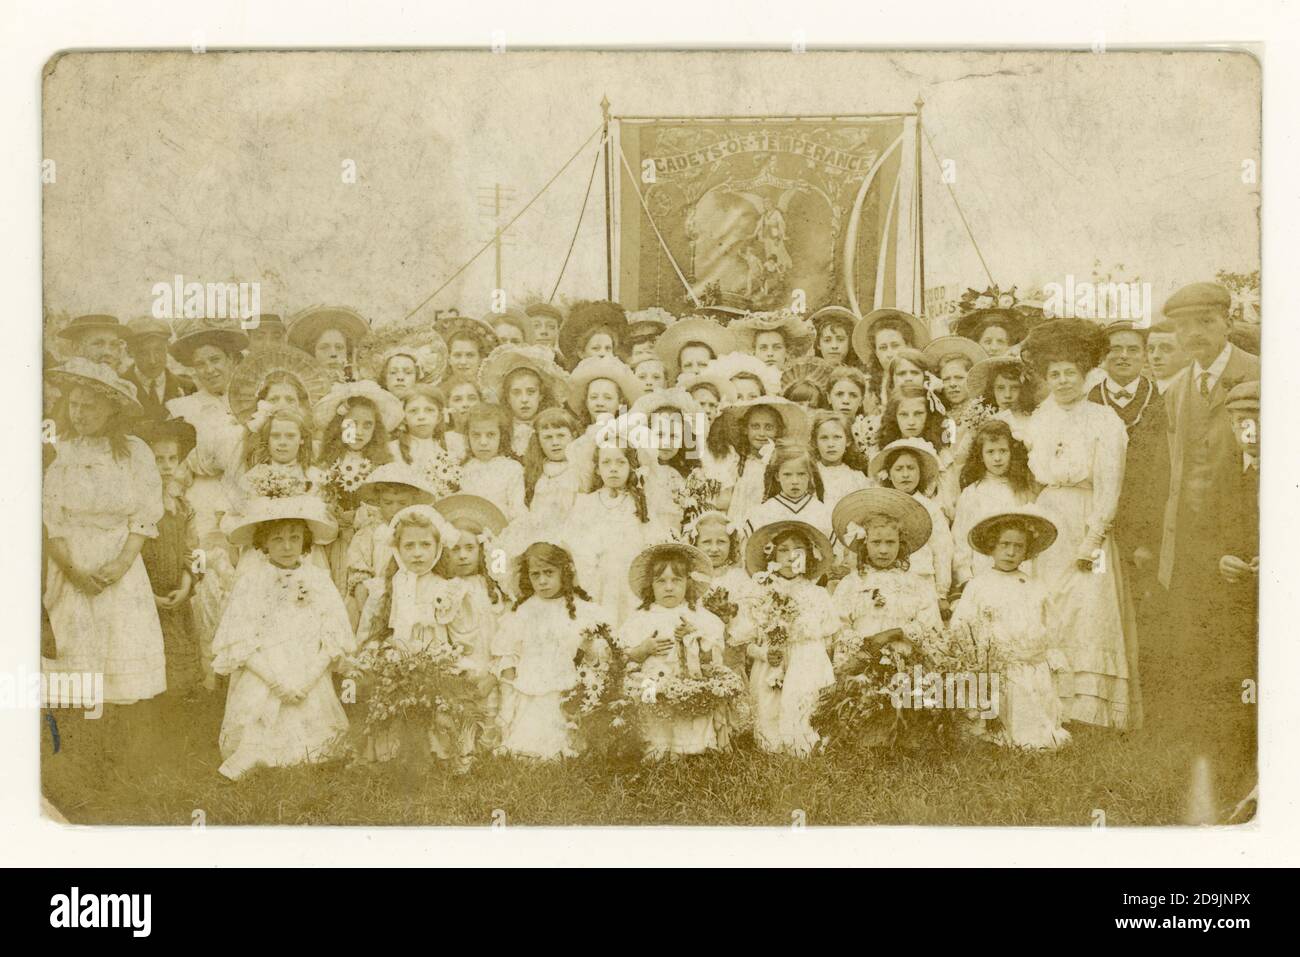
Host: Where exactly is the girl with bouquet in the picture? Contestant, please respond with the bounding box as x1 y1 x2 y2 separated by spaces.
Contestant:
950 508 1071 750
492 539 614 760
729 521 838 755
618 543 736 757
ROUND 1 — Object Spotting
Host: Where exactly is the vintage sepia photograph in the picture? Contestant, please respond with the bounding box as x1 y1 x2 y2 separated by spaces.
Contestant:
35 48 1260 827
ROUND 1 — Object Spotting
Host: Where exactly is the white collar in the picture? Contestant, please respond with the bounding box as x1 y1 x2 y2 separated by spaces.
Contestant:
1104 374 1139 398
1192 342 1233 385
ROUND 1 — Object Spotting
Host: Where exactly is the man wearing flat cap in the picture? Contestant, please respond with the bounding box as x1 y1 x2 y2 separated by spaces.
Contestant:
1155 282 1260 727
124 316 194 419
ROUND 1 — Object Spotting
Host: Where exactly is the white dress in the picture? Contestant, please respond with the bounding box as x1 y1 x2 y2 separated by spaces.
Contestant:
1022 394 1140 729
43 435 167 704
906 491 954 603
951 476 1036 585
492 595 612 759
459 456 527 524
950 568 1071 750
829 566 943 668
211 552 355 777
618 603 730 756
568 491 670 625
818 462 873 511
529 460 582 525
730 575 837 755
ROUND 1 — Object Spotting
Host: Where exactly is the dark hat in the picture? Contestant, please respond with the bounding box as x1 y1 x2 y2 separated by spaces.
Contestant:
954 308 1028 345
1161 282 1231 319
132 416 197 459
525 302 565 322
969 506 1058 560
57 314 126 341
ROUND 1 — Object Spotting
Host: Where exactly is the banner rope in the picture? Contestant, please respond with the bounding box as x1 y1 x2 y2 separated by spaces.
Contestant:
614 141 702 309
921 125 996 288
548 134 605 303
401 123 604 321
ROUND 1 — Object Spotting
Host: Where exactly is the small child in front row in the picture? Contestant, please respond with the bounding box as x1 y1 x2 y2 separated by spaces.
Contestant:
949 508 1070 751
211 497 354 779
459 404 526 523
618 543 730 758
345 462 436 630
138 418 203 699
729 521 838 756
829 488 943 677
872 438 954 616
492 541 613 760
433 494 510 763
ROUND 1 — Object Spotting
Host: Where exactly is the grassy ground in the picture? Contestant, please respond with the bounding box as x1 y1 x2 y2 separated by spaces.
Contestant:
40 666 1255 827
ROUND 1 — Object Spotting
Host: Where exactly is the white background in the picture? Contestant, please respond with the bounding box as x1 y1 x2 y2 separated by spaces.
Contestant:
2 0 1294 866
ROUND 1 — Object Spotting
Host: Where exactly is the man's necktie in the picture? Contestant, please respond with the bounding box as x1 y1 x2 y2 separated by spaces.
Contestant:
1199 371 1212 400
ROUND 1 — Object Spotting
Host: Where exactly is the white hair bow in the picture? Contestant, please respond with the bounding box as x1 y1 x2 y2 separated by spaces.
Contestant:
248 399 275 433
842 521 867 545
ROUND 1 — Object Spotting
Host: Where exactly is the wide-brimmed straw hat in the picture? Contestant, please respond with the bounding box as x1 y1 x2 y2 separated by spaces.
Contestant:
831 487 932 559
286 306 370 352
676 365 740 406
731 309 816 357
967 354 1029 399
565 355 644 414
702 351 782 395
354 318 447 384
654 317 739 380
714 394 811 442
226 345 333 426
922 336 988 372
47 358 141 411
168 317 250 366
626 307 677 341
478 343 568 402
434 493 509 537
225 494 338 547
356 461 441 505
780 356 835 396
851 308 931 364
313 380 405 432
628 542 712 595
435 313 501 355
744 520 833 579
869 437 942 489
57 314 127 342
969 505 1058 560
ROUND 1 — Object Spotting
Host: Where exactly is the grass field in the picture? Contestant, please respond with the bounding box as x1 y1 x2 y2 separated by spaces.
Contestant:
40 666 1255 827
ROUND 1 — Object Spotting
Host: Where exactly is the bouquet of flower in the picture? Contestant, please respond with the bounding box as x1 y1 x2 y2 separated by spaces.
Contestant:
420 446 463 501
345 623 485 742
245 463 308 499
673 472 721 534
702 585 738 625
561 623 640 762
954 397 997 433
322 456 375 512
623 661 745 719
749 585 799 688
851 412 881 459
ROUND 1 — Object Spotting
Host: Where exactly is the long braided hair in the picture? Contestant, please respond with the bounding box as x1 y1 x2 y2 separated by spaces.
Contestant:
433 523 506 607
514 542 592 619
592 444 650 523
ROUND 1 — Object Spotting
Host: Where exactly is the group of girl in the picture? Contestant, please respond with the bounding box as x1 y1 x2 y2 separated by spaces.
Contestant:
42 298 1141 778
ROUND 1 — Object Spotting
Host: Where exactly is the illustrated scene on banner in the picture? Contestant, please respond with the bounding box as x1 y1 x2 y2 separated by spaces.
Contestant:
37 50 1260 827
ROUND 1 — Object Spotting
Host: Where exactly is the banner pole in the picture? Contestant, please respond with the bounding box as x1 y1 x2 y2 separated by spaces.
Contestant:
602 95 613 300
915 95 926 317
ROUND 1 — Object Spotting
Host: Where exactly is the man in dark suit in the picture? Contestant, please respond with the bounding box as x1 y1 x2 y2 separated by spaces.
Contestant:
124 316 194 419
1156 283 1261 731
